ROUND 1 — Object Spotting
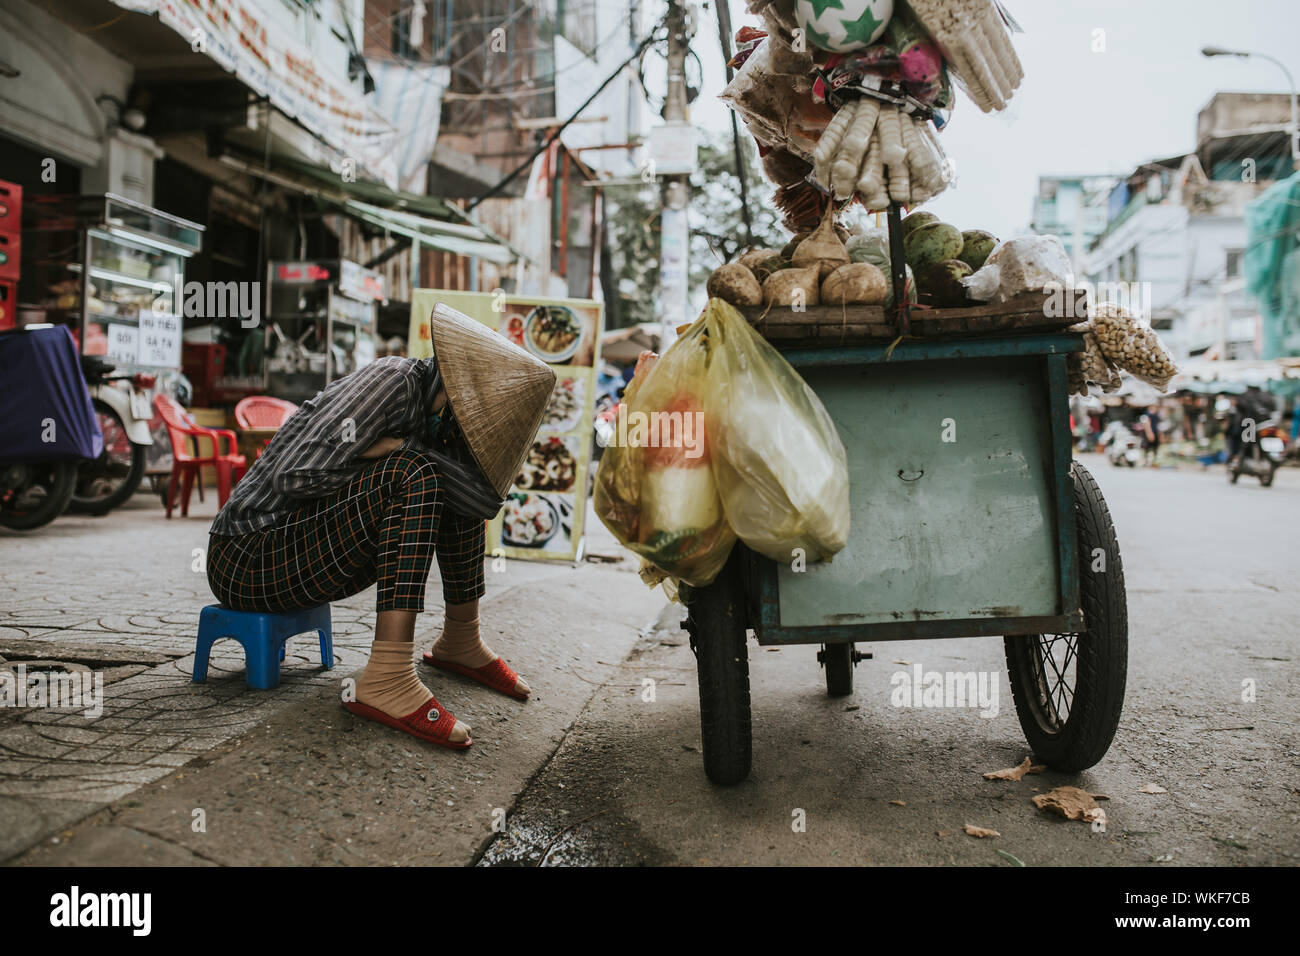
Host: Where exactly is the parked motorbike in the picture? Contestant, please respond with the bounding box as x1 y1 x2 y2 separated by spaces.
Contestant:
0 325 103 531
1229 419 1286 487
1104 424 1141 468
68 355 154 515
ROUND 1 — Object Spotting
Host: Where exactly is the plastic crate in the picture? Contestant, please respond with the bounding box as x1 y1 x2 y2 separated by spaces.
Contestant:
0 231 17 280
0 179 19 233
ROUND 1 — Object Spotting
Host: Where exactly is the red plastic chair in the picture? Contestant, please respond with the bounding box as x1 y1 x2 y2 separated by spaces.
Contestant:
154 394 247 518
234 395 298 458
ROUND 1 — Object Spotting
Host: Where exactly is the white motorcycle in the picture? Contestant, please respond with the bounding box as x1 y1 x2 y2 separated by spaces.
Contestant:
68 355 154 515
1102 423 1142 468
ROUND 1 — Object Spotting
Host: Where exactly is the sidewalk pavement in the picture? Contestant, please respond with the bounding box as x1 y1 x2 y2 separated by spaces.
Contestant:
0 490 666 865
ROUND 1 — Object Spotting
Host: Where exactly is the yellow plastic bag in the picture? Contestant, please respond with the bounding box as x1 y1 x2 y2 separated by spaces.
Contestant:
592 318 736 587
704 299 850 563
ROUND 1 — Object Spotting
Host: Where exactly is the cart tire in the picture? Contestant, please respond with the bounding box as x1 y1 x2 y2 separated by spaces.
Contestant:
822 643 854 697
1004 461 1127 772
686 549 752 786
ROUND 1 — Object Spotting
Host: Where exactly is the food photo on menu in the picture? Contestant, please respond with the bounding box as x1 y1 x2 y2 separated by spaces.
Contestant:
539 375 587 432
500 491 576 553
499 302 599 368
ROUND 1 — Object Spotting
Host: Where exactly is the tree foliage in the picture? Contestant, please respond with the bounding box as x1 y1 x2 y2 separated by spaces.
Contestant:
604 132 784 329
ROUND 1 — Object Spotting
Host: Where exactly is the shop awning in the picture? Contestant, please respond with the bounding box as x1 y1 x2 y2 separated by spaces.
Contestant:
218 147 526 265
261 153 524 264
340 200 519 266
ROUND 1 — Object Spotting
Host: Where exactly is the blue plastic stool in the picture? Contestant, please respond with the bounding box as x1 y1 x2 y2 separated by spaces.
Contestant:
193 604 334 690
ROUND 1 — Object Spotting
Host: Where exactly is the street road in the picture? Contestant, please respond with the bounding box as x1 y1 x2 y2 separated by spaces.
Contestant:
480 455 1300 866
4 455 1296 866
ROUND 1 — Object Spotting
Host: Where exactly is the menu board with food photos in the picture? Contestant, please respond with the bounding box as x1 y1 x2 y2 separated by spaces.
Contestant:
409 290 604 563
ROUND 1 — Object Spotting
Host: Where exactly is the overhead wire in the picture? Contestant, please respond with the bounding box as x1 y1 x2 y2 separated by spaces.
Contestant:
466 18 667 212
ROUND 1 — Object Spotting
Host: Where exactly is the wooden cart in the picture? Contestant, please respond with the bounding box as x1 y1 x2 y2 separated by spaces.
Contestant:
684 226 1128 785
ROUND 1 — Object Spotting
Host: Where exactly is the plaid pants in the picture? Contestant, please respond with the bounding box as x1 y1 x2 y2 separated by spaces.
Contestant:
207 448 485 613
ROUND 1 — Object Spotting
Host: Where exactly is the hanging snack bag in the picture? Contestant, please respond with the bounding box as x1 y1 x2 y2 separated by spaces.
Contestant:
1091 303 1179 391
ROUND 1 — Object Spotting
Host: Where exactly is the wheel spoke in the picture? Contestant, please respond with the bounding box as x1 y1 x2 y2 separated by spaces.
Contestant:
1035 632 1079 726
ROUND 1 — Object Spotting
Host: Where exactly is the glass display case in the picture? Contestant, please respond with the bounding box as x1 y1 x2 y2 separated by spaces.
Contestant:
22 194 203 370
264 259 382 402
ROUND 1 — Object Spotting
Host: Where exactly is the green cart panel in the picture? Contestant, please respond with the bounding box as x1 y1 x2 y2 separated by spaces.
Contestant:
776 356 1060 628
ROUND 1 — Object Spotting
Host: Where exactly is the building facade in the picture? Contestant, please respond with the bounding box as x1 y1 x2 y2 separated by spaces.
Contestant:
1083 93 1296 360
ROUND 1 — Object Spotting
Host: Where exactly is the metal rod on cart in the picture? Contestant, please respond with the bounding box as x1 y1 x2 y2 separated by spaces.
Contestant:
886 202 910 337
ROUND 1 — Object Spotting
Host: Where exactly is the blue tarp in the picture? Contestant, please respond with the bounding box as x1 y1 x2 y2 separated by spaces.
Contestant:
1245 171 1300 359
0 326 103 465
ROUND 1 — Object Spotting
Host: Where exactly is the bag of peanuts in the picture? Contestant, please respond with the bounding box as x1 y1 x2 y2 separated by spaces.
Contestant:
1090 304 1179 391
1068 325 1122 396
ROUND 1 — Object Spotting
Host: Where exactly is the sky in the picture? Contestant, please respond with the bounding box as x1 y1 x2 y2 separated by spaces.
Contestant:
690 0 1300 240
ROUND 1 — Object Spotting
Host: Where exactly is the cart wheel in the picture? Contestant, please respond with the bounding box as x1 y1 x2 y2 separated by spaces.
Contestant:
1004 461 1127 772
686 548 752 786
820 643 854 697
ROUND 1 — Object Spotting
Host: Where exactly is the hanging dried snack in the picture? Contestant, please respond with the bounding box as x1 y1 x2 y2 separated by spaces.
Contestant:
855 130 888 208
1091 304 1179 391
1069 327 1122 394
814 98 859 190
880 106 911 202
833 98 881 199
905 0 1023 113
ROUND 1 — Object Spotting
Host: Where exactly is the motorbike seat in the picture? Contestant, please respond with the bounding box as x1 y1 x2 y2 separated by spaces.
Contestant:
80 355 116 381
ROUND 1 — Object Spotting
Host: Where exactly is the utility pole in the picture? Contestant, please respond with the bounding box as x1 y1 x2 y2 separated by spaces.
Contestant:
657 0 694 352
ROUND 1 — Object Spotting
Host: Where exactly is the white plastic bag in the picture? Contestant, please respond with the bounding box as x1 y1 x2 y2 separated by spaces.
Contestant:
962 235 1074 304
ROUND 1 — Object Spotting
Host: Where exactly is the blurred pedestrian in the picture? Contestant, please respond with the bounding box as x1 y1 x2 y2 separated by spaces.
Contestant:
1139 404 1161 466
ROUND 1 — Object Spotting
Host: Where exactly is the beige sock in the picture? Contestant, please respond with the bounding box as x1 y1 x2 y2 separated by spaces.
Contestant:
431 616 496 669
356 641 469 741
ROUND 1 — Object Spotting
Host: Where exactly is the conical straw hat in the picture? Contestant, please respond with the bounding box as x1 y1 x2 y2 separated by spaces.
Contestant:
430 302 557 499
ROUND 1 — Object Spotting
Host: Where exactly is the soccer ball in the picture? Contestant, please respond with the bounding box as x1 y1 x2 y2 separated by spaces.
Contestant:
794 0 894 53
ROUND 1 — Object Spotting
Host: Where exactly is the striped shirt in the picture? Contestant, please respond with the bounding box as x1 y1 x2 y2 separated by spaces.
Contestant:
210 356 502 536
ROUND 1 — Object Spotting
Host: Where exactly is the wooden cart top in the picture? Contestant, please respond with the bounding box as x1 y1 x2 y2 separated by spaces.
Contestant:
740 291 1078 347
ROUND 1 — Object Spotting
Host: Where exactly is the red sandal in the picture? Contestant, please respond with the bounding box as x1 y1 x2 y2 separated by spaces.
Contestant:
423 653 529 701
342 696 472 750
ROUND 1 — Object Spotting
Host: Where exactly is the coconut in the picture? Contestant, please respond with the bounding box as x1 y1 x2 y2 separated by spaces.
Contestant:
900 210 939 241
903 221 964 270
958 230 998 271
917 259 973 308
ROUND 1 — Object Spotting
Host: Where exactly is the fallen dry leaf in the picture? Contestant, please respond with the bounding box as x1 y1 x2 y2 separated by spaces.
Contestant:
964 823 1000 838
1138 783 1169 795
1032 785 1105 822
890 800 906 806
936 829 953 838
983 757 1047 781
